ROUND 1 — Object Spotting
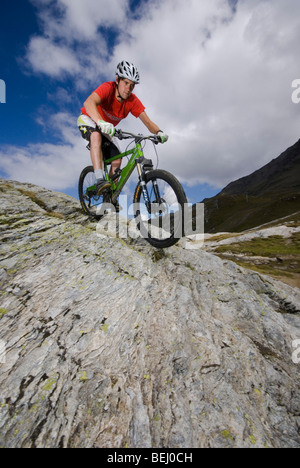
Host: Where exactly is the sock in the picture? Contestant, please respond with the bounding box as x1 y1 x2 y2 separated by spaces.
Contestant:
95 169 106 181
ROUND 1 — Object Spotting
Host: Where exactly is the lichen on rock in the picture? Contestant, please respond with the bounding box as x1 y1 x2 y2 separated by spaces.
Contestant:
0 179 300 448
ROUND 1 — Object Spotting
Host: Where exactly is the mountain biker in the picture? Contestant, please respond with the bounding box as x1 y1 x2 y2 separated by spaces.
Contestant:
78 60 169 194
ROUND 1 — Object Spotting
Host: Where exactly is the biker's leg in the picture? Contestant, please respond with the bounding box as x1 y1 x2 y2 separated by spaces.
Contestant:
90 132 113 193
78 114 120 190
90 131 104 173
103 137 122 181
78 114 107 184
104 141 122 211
90 132 121 183
109 158 122 180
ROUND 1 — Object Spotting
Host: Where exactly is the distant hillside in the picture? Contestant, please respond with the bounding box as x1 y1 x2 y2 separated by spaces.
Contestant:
204 139 300 233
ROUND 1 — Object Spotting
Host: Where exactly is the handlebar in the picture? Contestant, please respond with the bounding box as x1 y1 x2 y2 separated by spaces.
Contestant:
114 129 162 145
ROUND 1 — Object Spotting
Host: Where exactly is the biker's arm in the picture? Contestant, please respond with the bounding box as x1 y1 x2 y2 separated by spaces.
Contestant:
84 92 103 123
139 111 161 135
139 111 168 143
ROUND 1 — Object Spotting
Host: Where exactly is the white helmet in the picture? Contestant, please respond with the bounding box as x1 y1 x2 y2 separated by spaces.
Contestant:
116 61 140 84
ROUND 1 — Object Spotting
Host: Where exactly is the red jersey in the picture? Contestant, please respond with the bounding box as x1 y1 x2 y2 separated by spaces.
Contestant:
81 81 145 126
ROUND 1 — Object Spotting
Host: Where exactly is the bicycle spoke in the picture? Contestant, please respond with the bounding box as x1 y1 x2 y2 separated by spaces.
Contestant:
79 167 110 218
138 177 182 241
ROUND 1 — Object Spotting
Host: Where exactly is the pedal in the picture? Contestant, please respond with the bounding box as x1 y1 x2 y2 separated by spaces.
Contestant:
97 182 112 197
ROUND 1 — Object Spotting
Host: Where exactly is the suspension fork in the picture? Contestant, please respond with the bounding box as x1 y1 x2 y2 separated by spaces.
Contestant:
151 178 161 203
136 163 163 214
136 162 151 212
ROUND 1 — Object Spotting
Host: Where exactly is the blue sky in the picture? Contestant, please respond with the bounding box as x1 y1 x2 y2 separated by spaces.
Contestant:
1 0 300 204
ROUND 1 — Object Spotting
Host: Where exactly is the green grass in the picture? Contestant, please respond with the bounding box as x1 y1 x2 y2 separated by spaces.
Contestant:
215 233 300 258
214 233 300 287
204 193 300 233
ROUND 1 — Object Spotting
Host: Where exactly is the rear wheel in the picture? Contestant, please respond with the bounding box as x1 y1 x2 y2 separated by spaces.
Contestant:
133 170 187 248
78 166 111 220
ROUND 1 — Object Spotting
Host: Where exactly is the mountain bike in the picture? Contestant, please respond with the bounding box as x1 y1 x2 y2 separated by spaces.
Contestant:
78 130 187 248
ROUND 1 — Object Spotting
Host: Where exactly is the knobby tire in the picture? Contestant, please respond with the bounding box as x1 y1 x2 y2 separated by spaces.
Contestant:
133 169 187 249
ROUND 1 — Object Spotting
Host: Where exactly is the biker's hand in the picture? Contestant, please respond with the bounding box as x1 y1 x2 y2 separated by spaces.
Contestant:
157 131 169 143
97 120 116 137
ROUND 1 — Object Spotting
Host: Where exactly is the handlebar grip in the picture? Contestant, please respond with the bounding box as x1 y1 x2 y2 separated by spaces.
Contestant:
114 129 123 139
114 129 164 143
115 129 134 140
151 136 161 145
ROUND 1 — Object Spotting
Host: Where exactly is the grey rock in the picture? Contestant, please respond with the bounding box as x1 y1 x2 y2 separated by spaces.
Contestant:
0 179 300 448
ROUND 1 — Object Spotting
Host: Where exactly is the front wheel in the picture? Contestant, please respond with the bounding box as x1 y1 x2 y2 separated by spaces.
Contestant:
133 170 187 248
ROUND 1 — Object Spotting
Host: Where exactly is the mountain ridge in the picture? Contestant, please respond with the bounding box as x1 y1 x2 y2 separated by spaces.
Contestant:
203 139 300 233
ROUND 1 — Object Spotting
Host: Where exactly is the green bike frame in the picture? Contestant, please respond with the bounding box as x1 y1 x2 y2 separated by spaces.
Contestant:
87 141 144 204
105 143 144 203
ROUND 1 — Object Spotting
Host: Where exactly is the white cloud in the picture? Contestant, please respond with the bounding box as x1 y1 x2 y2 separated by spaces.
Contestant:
58 0 128 39
110 0 300 187
27 37 81 77
0 113 88 190
11 0 300 192
31 0 128 41
26 0 130 82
